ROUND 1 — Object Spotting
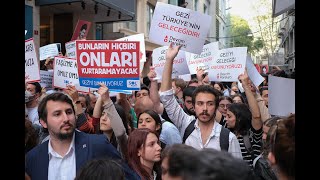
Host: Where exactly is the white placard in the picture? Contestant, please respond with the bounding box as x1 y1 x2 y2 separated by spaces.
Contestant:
39 43 60 60
186 42 219 74
40 70 54 90
246 55 265 87
269 75 295 117
149 2 212 54
178 74 191 82
152 46 190 80
117 34 146 73
65 41 76 59
53 57 90 92
25 38 40 82
208 47 247 82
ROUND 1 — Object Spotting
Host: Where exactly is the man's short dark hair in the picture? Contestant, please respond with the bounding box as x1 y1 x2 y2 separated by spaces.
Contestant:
80 24 88 31
38 93 75 123
29 82 42 94
182 86 196 100
259 86 268 96
134 84 150 97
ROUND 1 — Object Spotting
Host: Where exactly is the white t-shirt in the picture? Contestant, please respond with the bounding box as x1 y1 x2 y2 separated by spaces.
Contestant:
27 106 41 126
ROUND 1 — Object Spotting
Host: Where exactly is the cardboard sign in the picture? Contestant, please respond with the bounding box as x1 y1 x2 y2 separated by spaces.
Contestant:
39 43 60 60
149 2 212 54
76 40 140 90
71 20 91 41
25 38 40 82
53 57 90 92
117 33 146 73
269 75 295 116
65 41 76 59
208 47 247 82
152 46 190 80
40 70 53 90
186 42 219 74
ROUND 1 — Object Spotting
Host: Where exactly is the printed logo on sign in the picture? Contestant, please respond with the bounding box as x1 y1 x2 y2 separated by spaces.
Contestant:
127 80 140 88
168 36 187 48
216 73 219 79
164 36 168 42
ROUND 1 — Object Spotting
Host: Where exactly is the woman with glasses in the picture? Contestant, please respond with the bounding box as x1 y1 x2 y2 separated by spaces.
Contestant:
215 96 233 127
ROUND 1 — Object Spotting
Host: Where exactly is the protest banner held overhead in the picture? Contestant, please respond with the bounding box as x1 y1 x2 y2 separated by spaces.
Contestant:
152 46 190 80
149 2 212 54
53 57 90 92
186 42 219 74
76 40 140 90
208 47 247 82
71 20 91 41
25 38 40 82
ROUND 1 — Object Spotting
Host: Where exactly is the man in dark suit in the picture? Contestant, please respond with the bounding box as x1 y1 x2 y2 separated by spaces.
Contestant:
25 90 139 180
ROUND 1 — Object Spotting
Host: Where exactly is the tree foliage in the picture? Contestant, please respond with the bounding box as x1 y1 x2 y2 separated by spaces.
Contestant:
230 16 255 54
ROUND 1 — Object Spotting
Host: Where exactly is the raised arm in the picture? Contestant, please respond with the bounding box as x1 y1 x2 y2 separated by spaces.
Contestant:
239 70 262 130
160 43 182 92
148 67 164 114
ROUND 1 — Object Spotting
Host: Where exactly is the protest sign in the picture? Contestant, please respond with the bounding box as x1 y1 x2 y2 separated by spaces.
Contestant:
39 43 60 60
65 41 76 59
269 75 295 117
25 38 40 82
117 33 146 73
149 2 212 54
186 42 219 74
71 20 91 41
53 57 89 92
208 47 247 82
152 46 190 80
40 70 53 90
76 40 140 90
246 55 264 87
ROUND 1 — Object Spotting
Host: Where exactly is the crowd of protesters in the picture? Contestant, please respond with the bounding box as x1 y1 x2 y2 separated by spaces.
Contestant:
25 43 295 180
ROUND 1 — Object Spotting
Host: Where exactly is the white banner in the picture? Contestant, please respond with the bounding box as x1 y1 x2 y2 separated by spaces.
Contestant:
186 42 219 74
117 33 146 73
246 55 264 87
208 47 247 82
40 70 54 90
269 75 295 117
53 57 90 92
25 38 40 82
152 46 190 80
39 43 60 60
65 41 76 59
149 2 212 54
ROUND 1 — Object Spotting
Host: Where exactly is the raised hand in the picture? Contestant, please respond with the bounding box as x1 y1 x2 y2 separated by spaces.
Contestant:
147 67 157 81
97 83 111 105
165 43 182 61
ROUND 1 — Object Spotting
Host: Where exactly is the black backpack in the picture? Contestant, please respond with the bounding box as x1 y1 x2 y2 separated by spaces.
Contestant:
253 154 278 180
182 120 230 151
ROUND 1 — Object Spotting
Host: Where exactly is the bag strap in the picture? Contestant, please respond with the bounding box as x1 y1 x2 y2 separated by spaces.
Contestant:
253 154 262 167
220 127 230 151
243 133 254 158
182 120 196 143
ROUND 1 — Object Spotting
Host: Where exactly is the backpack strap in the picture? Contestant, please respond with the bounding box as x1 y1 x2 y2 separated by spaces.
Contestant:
253 154 262 167
182 120 196 143
219 127 230 151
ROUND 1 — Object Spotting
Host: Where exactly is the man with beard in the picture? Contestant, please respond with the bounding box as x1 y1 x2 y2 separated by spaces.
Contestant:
159 43 242 159
25 90 139 180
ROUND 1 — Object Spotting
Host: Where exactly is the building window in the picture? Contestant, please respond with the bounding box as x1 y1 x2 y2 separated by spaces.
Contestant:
169 0 178 5
146 3 155 36
216 19 220 41
194 0 198 11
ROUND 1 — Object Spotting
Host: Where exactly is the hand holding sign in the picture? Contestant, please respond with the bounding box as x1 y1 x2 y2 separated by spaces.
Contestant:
147 67 157 82
64 85 79 102
97 83 111 105
166 43 182 61
238 69 249 86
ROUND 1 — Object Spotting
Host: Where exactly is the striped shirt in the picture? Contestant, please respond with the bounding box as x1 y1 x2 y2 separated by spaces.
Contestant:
237 127 263 169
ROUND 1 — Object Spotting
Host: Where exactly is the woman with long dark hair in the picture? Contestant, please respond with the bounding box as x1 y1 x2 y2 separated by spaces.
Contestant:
127 128 162 180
